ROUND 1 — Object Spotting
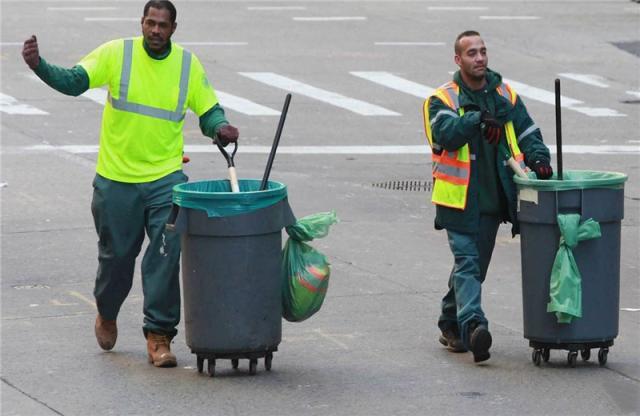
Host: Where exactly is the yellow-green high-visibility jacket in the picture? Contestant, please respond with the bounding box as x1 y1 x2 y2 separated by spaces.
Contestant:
78 37 219 183
423 81 526 210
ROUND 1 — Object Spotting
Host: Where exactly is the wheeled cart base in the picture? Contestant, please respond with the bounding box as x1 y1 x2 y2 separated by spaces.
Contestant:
194 349 276 377
529 340 613 367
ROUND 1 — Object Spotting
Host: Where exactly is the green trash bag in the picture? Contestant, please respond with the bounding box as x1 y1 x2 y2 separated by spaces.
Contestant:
282 211 338 322
546 214 601 324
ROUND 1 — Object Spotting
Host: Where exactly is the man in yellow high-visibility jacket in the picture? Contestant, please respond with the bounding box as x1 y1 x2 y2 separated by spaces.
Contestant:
22 0 239 367
423 31 552 363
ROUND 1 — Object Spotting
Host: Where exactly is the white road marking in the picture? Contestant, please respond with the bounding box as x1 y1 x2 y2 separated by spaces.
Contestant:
81 89 108 105
13 144 640 155
350 71 435 98
0 93 48 115
216 91 280 116
48 7 118 11
503 78 626 117
248 6 306 10
621 308 640 312
239 72 400 116
177 42 248 46
558 73 609 88
626 90 640 99
374 42 445 46
84 17 139 22
293 16 367 21
479 16 540 20
428 6 488 10
0 42 24 46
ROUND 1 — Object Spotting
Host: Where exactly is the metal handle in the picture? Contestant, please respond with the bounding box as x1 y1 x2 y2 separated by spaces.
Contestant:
261 94 292 190
555 79 563 181
213 138 239 193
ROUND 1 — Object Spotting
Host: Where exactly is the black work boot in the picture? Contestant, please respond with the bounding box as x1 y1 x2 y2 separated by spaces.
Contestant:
439 327 467 353
469 322 492 363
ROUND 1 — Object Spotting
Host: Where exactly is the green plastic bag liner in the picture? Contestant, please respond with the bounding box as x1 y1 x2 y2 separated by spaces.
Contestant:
282 211 339 322
513 170 627 190
172 179 287 217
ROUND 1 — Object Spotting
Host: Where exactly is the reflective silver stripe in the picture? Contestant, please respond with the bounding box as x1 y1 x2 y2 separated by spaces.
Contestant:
444 86 459 110
469 153 476 161
109 39 191 122
434 163 469 180
497 84 509 99
432 143 442 152
517 124 539 143
430 109 459 127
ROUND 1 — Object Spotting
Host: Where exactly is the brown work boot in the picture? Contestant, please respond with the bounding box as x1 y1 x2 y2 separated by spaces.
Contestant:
146 332 177 368
95 314 117 351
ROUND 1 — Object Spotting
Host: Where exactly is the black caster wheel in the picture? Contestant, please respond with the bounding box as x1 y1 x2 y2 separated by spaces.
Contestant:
568 351 578 368
208 359 216 377
532 349 542 366
598 348 608 366
249 358 257 375
231 358 239 369
265 352 273 371
542 348 550 363
581 348 591 361
197 356 204 373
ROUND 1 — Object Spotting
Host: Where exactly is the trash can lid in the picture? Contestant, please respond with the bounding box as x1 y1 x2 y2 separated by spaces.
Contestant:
514 170 628 191
173 179 287 217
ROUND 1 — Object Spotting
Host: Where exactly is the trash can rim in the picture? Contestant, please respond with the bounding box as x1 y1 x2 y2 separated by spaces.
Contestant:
174 179 287 197
514 169 627 190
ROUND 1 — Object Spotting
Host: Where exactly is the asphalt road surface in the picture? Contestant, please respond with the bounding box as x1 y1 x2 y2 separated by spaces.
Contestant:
1 1 639 415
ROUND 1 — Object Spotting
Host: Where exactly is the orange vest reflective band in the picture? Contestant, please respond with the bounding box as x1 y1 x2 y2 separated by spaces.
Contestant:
423 81 526 210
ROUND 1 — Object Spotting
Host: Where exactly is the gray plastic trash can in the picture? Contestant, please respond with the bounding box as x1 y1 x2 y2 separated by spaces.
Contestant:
169 179 295 376
515 170 627 367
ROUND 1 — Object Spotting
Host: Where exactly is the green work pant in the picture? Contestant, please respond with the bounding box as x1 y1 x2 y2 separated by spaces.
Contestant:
91 171 187 337
437 215 501 348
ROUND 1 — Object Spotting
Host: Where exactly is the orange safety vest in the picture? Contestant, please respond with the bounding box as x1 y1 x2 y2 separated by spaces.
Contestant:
423 81 526 210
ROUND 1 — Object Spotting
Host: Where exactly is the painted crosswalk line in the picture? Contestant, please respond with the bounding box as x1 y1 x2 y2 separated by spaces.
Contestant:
558 73 609 88
12 144 640 155
350 72 435 98
28 73 279 116
239 72 400 116
503 78 626 117
215 91 280 116
0 93 48 115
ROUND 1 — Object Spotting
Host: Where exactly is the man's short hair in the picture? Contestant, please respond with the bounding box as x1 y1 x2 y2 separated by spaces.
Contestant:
454 30 481 54
144 0 177 23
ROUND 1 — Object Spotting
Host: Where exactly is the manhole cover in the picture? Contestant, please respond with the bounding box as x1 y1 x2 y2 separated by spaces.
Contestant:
372 180 432 192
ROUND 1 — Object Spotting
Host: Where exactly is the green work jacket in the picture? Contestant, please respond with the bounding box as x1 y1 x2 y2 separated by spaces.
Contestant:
428 69 551 235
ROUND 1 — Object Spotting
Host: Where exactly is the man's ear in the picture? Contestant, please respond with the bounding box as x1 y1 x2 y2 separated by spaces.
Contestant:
171 22 177 35
454 54 461 66
141 16 145 26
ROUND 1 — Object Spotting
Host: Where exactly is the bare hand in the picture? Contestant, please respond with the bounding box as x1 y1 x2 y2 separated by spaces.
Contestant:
22 35 40 70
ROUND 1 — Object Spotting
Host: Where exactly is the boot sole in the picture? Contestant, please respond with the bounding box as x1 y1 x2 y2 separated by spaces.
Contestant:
439 335 468 353
470 328 492 363
148 354 177 368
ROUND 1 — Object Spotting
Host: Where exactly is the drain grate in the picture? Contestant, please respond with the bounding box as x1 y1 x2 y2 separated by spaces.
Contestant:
372 180 432 192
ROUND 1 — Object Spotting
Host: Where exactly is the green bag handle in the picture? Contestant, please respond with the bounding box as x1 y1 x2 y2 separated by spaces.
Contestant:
546 214 601 323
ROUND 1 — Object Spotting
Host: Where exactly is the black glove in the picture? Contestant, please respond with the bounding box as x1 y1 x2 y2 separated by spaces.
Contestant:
215 124 239 146
480 111 502 145
533 160 553 180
